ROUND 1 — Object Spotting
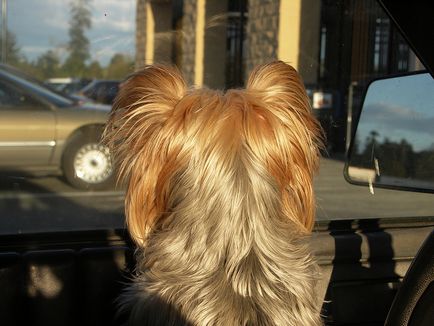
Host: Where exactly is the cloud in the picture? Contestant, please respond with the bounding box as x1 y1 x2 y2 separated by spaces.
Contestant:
92 15 134 33
92 36 135 63
364 102 427 120
44 16 69 31
8 0 135 65
8 0 69 47
21 45 49 55
363 102 434 137
359 101 434 151
91 0 135 32
92 0 134 11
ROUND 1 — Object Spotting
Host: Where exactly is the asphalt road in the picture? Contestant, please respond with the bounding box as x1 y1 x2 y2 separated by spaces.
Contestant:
315 158 434 220
0 158 433 235
0 175 125 235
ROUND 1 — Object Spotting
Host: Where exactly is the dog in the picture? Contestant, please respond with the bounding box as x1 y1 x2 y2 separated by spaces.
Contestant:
103 61 324 326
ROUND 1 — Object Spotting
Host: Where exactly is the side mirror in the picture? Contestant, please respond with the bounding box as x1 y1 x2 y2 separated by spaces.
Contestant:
345 72 434 193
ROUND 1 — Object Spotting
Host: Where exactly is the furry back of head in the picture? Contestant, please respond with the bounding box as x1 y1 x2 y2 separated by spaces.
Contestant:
103 61 324 325
104 61 323 245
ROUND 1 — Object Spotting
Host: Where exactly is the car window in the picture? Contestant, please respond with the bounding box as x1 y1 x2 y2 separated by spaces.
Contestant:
0 65 75 107
0 80 46 108
1 0 433 235
106 83 119 96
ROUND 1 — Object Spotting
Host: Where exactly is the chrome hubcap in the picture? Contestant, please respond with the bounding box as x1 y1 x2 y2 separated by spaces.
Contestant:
73 143 113 184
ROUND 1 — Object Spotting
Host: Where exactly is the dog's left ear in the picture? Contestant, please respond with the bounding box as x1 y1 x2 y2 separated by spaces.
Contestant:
103 65 187 245
246 61 324 232
246 61 311 114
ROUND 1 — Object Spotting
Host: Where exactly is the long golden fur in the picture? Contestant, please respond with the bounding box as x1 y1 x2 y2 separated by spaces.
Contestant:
104 61 324 325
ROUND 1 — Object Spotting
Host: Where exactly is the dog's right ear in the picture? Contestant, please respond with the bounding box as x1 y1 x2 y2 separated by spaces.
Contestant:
104 64 187 179
103 65 187 245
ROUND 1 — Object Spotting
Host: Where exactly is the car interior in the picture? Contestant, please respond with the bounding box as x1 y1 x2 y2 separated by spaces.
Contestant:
0 1 433 325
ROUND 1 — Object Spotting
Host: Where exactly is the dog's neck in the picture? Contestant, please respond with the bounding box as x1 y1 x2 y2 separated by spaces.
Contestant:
127 162 322 325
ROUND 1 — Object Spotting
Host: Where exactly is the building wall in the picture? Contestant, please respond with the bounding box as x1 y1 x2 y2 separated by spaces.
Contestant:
203 0 228 89
298 0 321 84
152 2 173 64
278 0 300 68
136 0 321 87
181 0 198 85
136 0 147 68
245 0 320 85
245 0 280 78
135 0 173 69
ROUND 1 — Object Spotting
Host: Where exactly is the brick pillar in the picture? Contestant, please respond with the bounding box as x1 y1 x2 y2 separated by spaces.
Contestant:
135 0 173 69
245 0 280 79
245 0 320 84
181 0 199 85
136 0 147 68
136 0 228 88
181 0 228 88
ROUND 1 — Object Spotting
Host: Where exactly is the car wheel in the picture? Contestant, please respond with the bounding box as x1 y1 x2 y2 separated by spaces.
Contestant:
63 130 115 190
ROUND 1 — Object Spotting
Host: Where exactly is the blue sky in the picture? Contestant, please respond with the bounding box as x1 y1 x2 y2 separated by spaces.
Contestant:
6 0 135 66
357 73 434 152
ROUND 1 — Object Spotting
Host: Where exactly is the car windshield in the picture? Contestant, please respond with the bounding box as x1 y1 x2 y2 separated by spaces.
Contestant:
0 0 433 235
1 66 75 107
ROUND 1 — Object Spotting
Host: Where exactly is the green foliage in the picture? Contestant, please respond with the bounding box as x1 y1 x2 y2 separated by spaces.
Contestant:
62 0 92 77
86 60 104 79
14 60 43 78
104 54 134 79
353 132 434 181
17 51 134 82
35 50 61 79
2 3 135 84
0 29 23 65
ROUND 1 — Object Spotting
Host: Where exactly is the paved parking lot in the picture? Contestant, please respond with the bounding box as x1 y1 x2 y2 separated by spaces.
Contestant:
315 158 434 220
0 157 433 235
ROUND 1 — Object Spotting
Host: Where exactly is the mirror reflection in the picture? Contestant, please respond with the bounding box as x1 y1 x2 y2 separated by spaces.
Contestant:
347 72 434 191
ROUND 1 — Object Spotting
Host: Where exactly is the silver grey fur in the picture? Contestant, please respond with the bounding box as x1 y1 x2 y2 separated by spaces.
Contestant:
120 150 322 325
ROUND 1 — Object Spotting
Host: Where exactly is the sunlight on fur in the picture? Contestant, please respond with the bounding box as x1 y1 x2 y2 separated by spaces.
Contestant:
103 61 324 326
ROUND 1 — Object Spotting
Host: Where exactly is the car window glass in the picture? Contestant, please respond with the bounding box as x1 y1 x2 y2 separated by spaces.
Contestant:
106 84 118 97
0 80 46 108
1 0 432 235
0 65 75 107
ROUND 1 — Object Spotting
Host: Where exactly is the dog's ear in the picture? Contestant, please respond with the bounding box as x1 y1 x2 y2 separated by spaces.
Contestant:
103 65 187 245
246 61 324 232
246 61 311 112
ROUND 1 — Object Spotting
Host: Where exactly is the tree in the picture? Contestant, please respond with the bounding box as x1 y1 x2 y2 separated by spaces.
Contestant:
35 50 61 79
63 0 92 77
104 53 134 79
0 29 23 65
86 60 103 78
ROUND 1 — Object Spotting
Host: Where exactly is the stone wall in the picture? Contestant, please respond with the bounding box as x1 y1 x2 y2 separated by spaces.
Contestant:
135 0 320 87
245 0 280 78
135 0 147 68
135 0 197 85
135 0 174 69
181 0 197 85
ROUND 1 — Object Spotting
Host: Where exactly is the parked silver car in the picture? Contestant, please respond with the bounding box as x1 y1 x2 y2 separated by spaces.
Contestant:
0 64 115 190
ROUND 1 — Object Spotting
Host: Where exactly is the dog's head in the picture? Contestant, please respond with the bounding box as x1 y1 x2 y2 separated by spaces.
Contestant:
104 61 324 246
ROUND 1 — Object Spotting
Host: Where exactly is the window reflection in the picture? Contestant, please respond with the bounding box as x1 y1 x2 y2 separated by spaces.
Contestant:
348 73 434 189
0 0 432 234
